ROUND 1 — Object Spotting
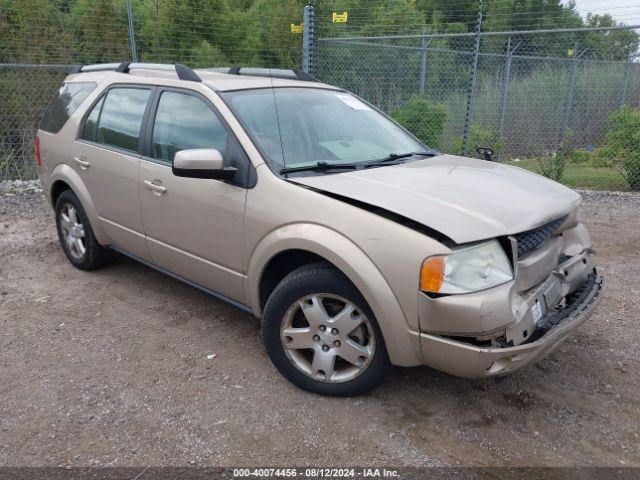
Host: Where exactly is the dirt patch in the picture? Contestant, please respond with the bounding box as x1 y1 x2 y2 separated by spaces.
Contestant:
1 190 639 467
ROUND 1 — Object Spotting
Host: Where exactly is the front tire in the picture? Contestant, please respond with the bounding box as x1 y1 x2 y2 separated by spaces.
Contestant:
262 263 392 396
55 190 112 271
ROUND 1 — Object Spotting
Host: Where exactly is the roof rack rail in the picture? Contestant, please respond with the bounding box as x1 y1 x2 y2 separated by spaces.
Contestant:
205 67 318 82
70 62 202 82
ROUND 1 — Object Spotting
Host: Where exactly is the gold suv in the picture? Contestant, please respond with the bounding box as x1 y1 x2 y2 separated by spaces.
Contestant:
37 62 604 396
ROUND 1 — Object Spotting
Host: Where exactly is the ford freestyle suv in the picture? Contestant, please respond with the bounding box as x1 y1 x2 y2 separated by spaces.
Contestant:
36 62 604 396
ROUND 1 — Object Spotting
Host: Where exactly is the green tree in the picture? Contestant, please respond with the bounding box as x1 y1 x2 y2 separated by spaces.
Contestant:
190 40 228 67
600 107 640 190
451 126 506 158
70 0 130 63
536 133 573 181
583 14 640 60
245 0 306 68
0 0 73 63
391 95 447 148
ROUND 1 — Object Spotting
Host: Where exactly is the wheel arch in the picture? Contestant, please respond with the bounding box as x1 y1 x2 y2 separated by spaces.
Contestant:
50 179 72 207
258 249 331 311
48 164 108 244
246 223 423 366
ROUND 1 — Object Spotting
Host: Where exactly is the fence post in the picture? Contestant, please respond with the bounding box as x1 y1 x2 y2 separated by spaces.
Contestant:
126 0 138 62
562 41 579 140
621 53 632 106
461 0 483 157
302 5 316 75
419 28 429 94
498 36 512 138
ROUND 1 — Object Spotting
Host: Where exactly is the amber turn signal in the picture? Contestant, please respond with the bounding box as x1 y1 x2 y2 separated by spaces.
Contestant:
420 256 445 292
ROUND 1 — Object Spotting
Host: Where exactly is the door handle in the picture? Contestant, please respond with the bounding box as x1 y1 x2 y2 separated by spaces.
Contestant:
73 157 90 170
143 180 167 194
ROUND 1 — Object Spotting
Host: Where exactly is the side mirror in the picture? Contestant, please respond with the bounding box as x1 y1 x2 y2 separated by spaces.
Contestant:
172 149 237 180
476 146 495 162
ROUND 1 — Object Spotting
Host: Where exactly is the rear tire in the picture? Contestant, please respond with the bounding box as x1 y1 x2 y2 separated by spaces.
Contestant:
55 190 112 271
262 262 392 396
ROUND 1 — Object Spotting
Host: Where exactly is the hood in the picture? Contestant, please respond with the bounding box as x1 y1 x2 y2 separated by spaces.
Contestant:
289 155 581 244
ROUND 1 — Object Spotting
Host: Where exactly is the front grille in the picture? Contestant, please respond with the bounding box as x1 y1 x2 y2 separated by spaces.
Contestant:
515 215 568 258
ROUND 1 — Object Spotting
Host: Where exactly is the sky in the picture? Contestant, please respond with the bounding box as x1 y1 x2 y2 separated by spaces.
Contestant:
571 0 640 25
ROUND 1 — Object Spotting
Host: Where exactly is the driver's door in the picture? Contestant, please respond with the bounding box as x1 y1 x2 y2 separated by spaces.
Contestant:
139 87 250 304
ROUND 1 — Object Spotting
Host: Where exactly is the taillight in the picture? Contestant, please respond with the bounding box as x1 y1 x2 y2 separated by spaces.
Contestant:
35 136 42 167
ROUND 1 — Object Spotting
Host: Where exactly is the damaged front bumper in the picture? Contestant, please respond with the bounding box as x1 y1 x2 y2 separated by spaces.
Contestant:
416 216 604 377
418 271 604 377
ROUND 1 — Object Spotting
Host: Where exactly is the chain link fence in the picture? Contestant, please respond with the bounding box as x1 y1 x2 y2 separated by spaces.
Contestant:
2 1 640 191
314 26 640 191
0 0 307 182
0 65 72 181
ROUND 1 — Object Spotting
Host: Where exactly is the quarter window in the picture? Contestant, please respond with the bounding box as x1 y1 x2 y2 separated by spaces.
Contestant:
94 88 151 152
152 91 228 163
40 82 96 134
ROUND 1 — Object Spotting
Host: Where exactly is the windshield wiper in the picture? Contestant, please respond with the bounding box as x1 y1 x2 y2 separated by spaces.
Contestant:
280 161 359 175
279 151 438 175
363 151 437 168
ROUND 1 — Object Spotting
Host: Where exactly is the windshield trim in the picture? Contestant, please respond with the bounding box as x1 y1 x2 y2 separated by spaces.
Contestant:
217 86 432 178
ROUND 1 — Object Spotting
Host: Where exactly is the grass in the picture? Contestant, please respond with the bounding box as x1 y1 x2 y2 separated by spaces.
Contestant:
505 159 629 191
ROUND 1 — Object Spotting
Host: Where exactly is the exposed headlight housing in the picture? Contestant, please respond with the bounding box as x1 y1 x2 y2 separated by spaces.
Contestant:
420 239 514 294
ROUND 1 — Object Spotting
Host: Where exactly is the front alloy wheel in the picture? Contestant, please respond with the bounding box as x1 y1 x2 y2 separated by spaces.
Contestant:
281 294 375 383
262 263 391 396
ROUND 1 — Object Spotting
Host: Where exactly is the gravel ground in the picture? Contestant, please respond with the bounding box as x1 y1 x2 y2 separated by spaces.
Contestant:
0 182 639 468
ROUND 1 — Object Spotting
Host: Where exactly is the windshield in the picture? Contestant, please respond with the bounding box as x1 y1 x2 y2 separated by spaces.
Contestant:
221 88 429 173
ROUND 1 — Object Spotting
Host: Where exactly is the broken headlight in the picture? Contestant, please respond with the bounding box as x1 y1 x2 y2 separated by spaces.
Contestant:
420 239 513 294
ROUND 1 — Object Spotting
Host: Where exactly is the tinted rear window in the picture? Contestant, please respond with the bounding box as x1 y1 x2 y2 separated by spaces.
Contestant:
40 82 96 133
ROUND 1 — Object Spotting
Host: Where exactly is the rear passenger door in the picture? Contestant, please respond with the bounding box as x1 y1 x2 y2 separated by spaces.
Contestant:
139 88 250 304
75 85 154 260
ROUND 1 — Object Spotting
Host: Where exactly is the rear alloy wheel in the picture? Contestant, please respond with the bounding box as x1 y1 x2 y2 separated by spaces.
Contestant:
59 203 86 260
262 263 391 396
55 190 112 271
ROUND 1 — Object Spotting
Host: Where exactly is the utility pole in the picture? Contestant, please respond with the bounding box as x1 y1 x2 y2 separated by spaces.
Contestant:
462 0 483 157
621 53 632 106
302 5 316 75
419 27 429 94
126 0 138 62
562 41 583 141
499 37 521 138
